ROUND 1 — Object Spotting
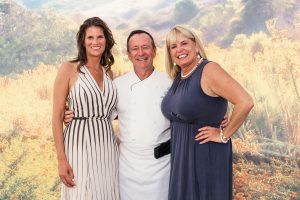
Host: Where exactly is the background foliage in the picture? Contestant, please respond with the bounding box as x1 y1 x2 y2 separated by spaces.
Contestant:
0 1 77 75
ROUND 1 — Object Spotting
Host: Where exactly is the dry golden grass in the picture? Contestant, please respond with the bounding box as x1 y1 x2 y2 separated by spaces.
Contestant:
0 64 56 139
0 25 299 199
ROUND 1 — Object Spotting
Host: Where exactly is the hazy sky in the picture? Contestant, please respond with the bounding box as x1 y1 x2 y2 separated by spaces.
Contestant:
13 0 300 45
16 0 186 32
16 0 179 20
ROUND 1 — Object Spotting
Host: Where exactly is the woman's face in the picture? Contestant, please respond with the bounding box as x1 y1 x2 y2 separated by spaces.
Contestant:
84 26 106 58
169 33 198 69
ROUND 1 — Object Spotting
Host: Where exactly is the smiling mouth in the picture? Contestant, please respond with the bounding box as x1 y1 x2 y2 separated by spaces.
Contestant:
178 54 187 59
91 46 101 50
136 57 147 61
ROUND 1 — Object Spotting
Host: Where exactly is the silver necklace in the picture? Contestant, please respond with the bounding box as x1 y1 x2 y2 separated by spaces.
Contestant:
181 57 203 78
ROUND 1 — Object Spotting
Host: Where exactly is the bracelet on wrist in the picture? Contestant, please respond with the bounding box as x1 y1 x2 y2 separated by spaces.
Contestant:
219 129 230 143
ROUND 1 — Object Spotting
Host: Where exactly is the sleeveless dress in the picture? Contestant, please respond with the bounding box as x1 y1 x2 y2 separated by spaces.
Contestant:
62 66 119 200
161 60 232 200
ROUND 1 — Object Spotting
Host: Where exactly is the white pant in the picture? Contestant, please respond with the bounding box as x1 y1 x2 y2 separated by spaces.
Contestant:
119 142 170 200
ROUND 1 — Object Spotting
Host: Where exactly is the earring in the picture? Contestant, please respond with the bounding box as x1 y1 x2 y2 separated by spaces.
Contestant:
173 62 177 66
197 53 200 59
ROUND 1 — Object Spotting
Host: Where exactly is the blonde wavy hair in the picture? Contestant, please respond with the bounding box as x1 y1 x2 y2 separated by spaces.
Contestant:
165 26 207 79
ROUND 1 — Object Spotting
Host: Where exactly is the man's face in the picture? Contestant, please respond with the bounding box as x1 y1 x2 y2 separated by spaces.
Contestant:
127 33 156 71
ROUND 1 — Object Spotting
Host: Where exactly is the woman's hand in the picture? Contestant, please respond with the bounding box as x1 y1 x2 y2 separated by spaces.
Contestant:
58 160 76 187
220 113 229 129
195 126 222 144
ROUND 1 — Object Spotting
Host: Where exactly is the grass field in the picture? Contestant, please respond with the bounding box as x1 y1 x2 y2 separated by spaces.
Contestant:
0 29 299 199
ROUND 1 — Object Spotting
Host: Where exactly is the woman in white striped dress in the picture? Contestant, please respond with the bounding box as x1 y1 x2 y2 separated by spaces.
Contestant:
52 17 119 200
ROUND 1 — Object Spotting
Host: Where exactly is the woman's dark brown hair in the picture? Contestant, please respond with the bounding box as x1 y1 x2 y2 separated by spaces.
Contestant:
71 17 115 72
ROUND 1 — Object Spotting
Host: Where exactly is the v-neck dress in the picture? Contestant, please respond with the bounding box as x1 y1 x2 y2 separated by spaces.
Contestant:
62 66 119 200
161 60 232 200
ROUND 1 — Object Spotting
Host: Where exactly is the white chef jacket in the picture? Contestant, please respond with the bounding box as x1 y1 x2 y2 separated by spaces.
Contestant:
113 69 172 200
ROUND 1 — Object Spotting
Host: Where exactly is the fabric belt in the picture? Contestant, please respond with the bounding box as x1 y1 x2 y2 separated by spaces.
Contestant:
73 117 108 120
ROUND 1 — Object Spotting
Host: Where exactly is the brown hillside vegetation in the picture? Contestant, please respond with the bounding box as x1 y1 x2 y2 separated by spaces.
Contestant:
0 28 299 199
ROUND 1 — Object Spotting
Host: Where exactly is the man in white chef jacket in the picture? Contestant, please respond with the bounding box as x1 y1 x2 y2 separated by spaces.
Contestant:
114 30 172 200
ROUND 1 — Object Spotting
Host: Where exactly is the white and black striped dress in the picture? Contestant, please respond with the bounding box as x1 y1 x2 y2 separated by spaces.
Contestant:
62 66 119 200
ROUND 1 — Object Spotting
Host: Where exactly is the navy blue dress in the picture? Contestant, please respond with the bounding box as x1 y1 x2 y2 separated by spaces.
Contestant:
161 60 232 200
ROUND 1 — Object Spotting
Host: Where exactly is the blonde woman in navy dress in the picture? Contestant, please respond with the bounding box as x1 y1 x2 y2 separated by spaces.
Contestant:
161 26 254 200
52 17 119 200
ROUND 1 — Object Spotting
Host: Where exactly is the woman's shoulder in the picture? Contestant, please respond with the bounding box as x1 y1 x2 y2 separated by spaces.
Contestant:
203 60 222 73
59 62 78 74
61 61 77 69
202 60 229 83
